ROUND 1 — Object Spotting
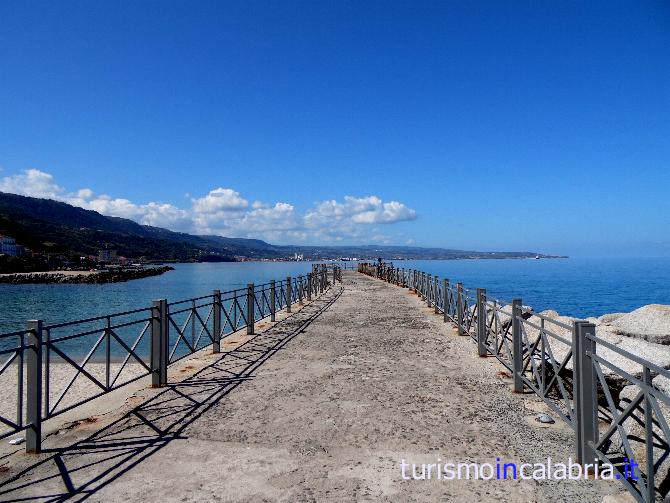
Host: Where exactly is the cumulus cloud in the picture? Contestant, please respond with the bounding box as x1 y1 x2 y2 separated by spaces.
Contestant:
304 195 416 240
191 188 248 214
0 169 65 199
0 168 417 243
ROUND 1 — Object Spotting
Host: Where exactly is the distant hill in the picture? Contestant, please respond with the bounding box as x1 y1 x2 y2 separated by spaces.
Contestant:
0 192 278 261
0 192 564 261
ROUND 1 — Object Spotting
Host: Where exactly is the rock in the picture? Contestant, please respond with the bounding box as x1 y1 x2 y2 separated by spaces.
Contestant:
654 375 670 395
610 304 670 345
493 303 534 330
598 337 670 383
599 313 626 325
0 266 174 284
602 493 638 503
535 413 555 424
519 312 668 382
519 312 579 371
614 383 670 497
540 309 560 319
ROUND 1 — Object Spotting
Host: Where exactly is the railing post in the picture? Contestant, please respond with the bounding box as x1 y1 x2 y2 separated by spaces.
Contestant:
247 283 255 334
443 279 449 322
270 280 276 321
213 289 221 353
426 274 432 307
298 276 304 305
151 299 168 388
286 277 292 313
306 274 312 301
434 276 439 314
574 321 597 465
26 320 42 454
476 288 487 356
512 298 523 392
161 300 168 384
456 283 464 335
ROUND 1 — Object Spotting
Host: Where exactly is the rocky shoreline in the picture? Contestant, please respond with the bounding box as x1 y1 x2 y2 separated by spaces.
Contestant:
0 266 174 284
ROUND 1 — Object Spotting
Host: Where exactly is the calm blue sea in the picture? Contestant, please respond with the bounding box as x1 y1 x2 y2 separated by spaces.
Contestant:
1 258 669 335
398 257 670 318
0 262 316 334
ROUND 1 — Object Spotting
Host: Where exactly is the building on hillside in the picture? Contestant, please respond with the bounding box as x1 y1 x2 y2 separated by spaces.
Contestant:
0 235 17 256
98 249 117 263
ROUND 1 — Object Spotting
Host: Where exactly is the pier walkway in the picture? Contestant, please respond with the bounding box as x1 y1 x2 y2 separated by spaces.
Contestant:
1 271 623 502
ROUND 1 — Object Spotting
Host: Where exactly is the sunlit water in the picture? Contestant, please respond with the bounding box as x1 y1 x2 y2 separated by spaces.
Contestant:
0 262 318 333
0 258 668 357
397 257 670 318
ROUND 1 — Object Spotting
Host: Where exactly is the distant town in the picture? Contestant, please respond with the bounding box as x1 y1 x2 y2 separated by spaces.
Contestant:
0 192 565 275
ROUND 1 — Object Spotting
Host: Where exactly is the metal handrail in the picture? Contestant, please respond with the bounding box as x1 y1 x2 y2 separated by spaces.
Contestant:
0 264 342 453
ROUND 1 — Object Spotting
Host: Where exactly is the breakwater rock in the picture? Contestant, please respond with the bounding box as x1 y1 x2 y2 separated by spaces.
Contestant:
604 304 670 345
0 266 174 284
522 305 670 381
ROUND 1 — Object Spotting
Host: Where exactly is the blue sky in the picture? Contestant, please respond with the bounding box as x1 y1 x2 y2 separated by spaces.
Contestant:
0 1 668 257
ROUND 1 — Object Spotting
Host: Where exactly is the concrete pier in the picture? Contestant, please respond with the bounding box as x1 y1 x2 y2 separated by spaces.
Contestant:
0 271 623 502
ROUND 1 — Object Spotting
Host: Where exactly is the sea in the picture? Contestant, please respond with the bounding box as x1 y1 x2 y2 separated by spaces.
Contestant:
1 258 669 334
0 258 668 357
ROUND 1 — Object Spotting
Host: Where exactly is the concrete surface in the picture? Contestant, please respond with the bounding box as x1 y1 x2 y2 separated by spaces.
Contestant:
0 271 628 502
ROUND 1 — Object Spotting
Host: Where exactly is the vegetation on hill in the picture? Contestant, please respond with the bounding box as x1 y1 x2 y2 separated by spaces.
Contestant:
0 192 564 267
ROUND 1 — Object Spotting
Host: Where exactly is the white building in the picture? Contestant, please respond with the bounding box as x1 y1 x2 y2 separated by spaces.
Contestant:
0 235 17 256
98 249 117 263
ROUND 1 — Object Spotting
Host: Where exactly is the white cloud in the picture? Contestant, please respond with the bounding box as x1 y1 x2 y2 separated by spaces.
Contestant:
0 169 65 199
191 188 248 214
0 168 418 243
304 195 417 236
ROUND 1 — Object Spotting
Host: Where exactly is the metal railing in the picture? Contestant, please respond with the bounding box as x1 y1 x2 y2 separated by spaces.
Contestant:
0 265 343 454
360 262 670 503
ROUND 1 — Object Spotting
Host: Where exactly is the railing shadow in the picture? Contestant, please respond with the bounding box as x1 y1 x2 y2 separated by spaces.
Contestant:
0 288 342 502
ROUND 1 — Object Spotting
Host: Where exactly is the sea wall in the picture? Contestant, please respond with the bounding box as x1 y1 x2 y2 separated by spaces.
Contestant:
0 266 174 284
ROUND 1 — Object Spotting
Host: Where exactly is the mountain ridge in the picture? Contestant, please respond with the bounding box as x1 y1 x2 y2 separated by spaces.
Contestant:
0 192 565 261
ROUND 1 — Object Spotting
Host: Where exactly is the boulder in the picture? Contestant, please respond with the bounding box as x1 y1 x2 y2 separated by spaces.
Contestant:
612 382 670 497
597 336 670 383
520 311 579 371
599 312 626 325
519 311 670 382
609 304 670 345
492 303 534 331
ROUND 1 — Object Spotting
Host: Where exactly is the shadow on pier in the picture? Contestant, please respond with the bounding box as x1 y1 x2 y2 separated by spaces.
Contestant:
0 288 342 502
